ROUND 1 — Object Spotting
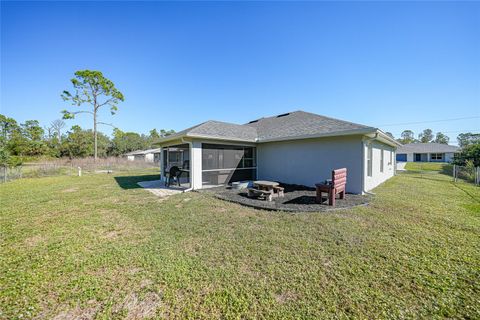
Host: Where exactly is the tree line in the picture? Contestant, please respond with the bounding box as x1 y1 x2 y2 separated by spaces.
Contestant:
0 114 174 166
1 70 177 166
385 128 480 148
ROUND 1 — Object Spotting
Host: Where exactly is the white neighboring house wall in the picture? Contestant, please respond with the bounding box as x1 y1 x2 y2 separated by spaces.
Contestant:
363 140 396 192
402 152 456 163
127 155 135 161
256 135 365 194
145 153 154 162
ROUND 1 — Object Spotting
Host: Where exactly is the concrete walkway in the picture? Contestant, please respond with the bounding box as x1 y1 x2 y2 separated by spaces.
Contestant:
137 180 186 198
396 162 407 171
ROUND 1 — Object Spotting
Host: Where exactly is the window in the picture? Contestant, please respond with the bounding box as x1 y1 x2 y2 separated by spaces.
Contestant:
380 149 384 173
367 144 373 177
431 153 444 160
389 150 393 165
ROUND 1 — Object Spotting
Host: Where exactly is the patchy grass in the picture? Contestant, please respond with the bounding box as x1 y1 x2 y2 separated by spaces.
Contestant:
1 170 479 319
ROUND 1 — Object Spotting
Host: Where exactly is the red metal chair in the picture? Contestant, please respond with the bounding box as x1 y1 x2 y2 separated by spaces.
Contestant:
315 168 347 206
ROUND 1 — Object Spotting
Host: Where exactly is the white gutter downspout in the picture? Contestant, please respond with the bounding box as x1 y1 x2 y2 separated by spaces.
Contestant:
181 137 194 192
362 132 379 195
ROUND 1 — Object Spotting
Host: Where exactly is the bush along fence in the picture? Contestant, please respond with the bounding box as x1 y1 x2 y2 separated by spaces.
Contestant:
0 157 159 184
453 164 480 186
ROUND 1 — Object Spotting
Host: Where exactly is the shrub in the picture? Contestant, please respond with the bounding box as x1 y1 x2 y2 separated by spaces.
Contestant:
454 143 480 167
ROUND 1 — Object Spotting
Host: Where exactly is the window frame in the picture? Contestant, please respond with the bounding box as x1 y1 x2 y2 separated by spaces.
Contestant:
367 144 373 177
430 153 443 160
380 149 384 173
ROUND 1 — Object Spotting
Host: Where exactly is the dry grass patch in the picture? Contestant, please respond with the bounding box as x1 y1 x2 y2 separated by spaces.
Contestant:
113 292 162 320
24 234 45 247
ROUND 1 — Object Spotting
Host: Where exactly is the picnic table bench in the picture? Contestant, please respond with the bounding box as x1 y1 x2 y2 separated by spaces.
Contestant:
247 180 285 201
247 188 274 201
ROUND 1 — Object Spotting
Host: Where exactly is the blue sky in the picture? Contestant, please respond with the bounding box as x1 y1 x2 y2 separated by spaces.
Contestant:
1 1 479 144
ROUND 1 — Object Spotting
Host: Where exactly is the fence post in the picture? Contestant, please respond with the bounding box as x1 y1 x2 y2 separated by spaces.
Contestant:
78 167 82 177
475 167 480 186
2 166 6 183
453 164 456 182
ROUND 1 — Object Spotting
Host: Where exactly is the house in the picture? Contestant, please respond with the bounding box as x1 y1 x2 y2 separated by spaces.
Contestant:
395 143 460 163
155 111 400 194
125 148 161 163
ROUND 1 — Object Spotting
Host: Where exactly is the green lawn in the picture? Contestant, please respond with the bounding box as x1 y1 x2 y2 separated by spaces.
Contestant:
1 170 479 319
404 162 452 172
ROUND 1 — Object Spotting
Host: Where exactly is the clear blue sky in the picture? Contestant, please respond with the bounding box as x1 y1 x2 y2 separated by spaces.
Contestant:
1 1 479 144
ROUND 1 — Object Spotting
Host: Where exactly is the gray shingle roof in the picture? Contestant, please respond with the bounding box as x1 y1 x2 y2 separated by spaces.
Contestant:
245 111 374 141
164 120 258 142
396 143 460 154
157 110 378 144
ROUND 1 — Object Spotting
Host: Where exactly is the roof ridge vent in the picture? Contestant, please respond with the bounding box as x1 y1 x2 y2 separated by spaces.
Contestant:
276 113 290 118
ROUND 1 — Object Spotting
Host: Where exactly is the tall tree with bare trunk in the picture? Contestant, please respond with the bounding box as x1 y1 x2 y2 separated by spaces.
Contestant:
61 70 124 160
50 119 65 143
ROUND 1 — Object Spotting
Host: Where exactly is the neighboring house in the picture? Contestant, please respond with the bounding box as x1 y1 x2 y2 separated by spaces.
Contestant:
155 111 400 194
396 143 460 163
125 148 161 163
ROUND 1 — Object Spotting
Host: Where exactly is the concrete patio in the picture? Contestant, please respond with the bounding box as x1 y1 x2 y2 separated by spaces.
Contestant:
137 180 187 198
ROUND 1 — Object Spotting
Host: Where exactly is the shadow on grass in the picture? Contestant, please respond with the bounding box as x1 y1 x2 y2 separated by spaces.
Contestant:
114 174 160 189
453 183 480 204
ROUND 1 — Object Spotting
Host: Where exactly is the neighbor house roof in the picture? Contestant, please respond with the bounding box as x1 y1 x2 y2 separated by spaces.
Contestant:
156 110 398 146
396 143 460 154
125 148 161 156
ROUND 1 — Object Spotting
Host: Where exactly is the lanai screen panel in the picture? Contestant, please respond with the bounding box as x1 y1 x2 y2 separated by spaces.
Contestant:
202 144 256 186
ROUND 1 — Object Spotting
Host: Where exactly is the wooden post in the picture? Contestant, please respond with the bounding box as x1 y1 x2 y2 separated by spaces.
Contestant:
78 167 82 177
453 165 456 182
3 166 6 183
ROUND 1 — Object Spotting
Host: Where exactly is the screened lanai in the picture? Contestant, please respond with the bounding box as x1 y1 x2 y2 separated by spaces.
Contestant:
162 144 190 188
201 144 256 187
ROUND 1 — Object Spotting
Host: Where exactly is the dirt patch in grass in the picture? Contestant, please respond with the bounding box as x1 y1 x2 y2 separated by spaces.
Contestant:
140 279 153 289
102 230 123 240
114 292 162 319
275 291 299 304
24 235 45 247
51 304 99 320
61 187 78 193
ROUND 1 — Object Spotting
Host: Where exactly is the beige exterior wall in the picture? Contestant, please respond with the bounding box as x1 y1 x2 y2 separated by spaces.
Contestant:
256 136 365 194
363 140 396 192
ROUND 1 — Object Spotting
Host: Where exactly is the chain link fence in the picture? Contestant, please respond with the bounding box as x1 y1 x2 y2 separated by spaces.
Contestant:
400 162 479 186
453 164 480 186
0 157 159 184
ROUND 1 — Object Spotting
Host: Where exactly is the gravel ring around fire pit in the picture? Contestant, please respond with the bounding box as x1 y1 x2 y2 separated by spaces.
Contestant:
200 184 372 213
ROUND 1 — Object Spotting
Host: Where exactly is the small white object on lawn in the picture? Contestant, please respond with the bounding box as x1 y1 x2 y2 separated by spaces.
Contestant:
396 162 407 171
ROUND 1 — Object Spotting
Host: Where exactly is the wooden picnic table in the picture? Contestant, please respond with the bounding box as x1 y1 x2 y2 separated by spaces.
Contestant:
253 180 279 191
252 180 284 199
